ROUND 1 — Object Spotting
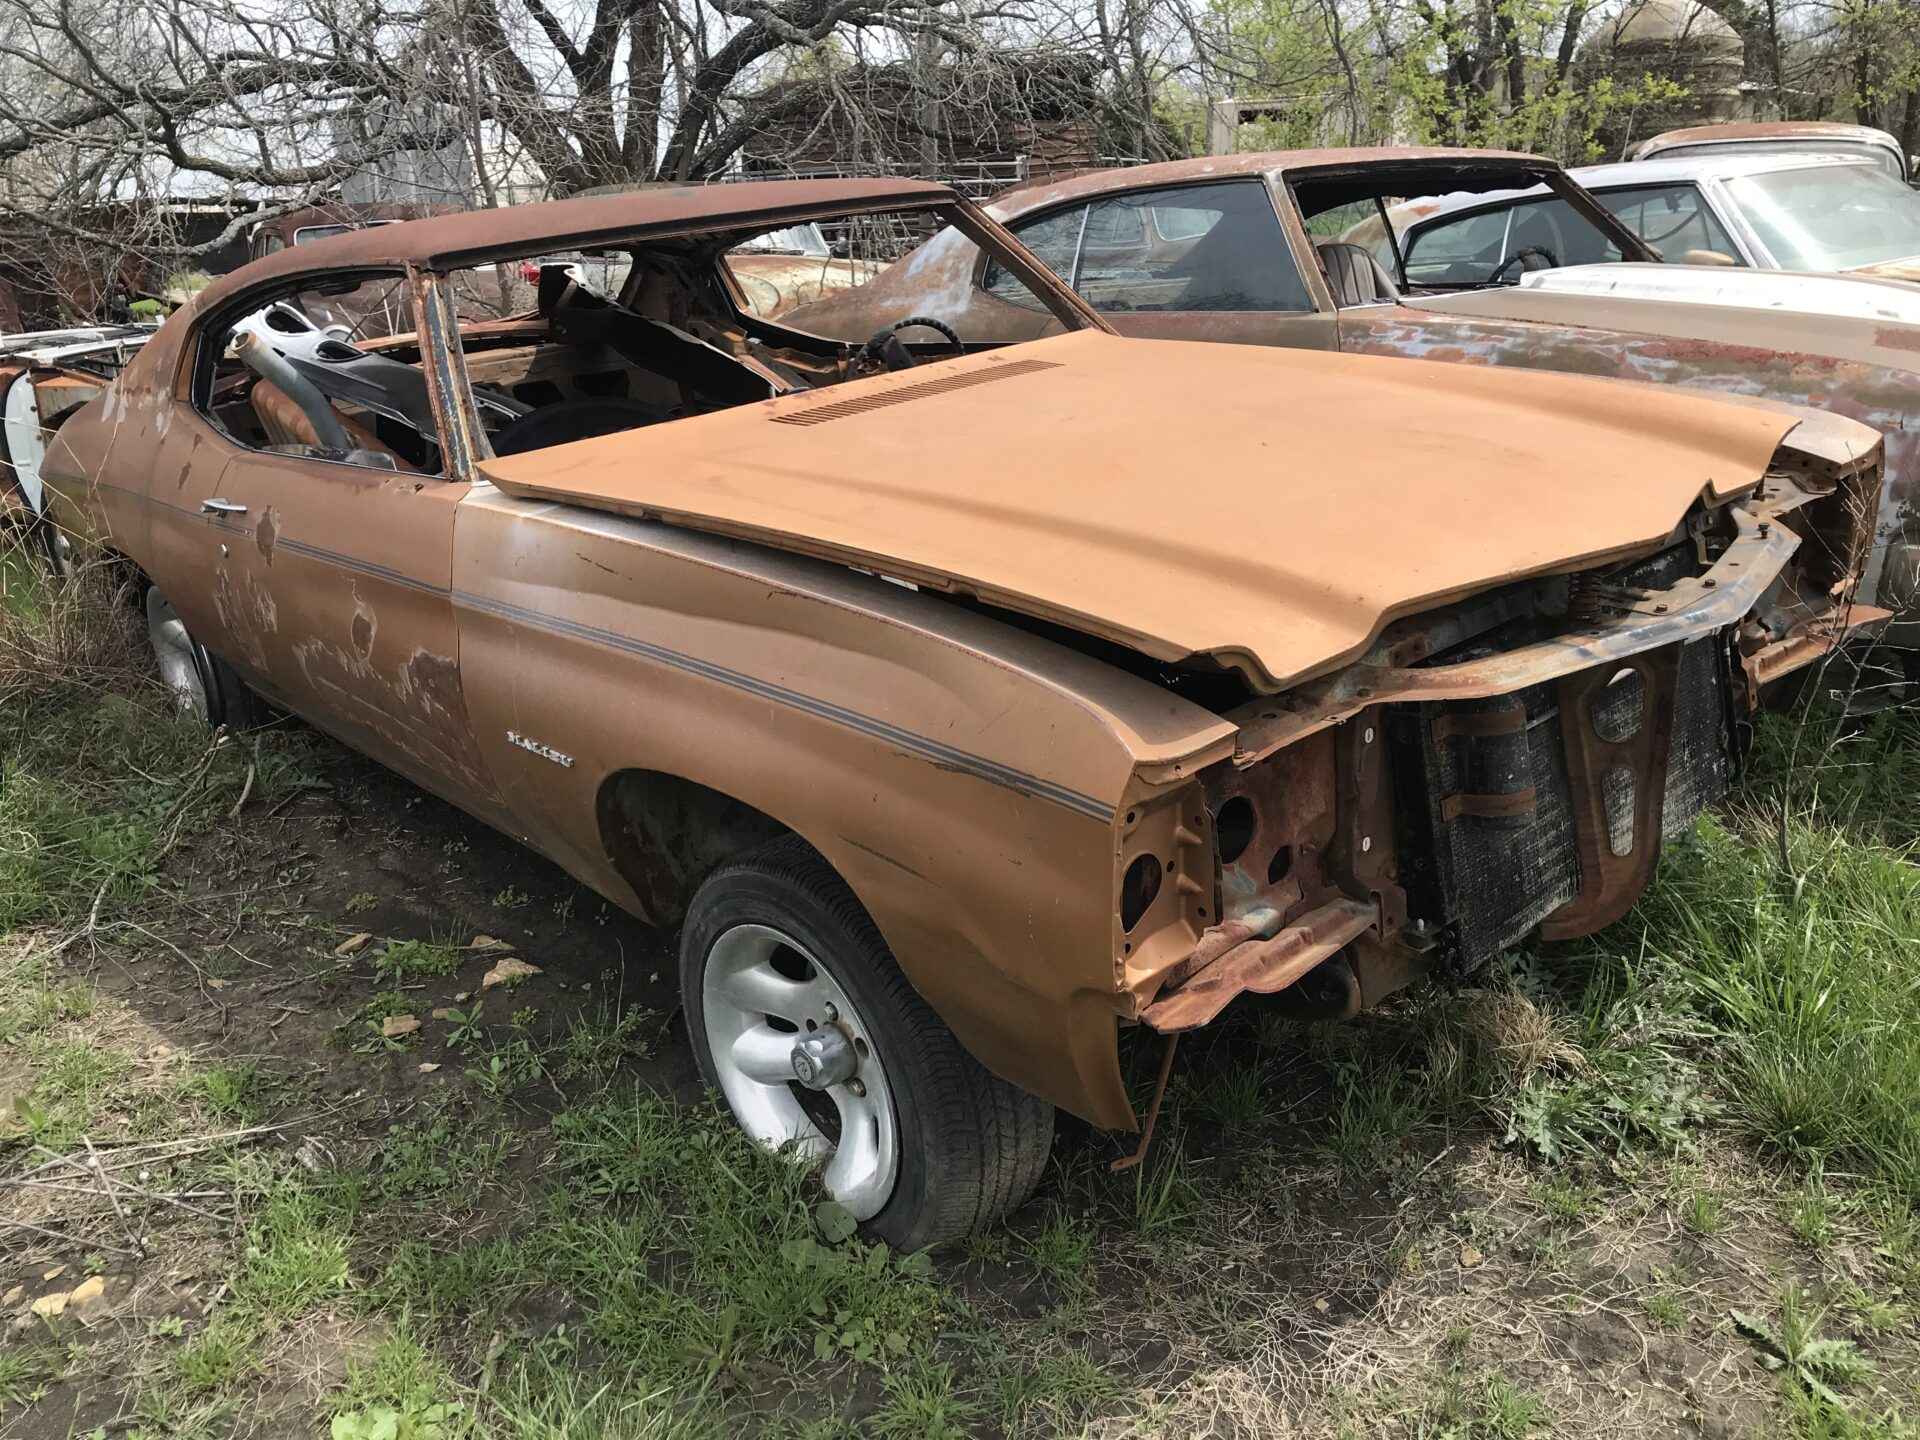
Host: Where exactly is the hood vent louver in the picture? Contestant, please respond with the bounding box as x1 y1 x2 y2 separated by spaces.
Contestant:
771 358 1063 426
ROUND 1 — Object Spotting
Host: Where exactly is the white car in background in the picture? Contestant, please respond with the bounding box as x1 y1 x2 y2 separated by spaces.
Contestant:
1373 153 1920 284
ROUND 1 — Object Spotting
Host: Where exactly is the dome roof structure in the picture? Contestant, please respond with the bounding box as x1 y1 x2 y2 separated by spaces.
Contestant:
1611 0 1741 53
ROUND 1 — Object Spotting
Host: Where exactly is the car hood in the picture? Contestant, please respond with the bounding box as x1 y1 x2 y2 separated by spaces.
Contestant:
478 329 1796 692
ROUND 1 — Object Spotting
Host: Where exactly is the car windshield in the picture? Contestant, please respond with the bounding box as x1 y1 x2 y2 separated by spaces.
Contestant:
1726 163 1920 269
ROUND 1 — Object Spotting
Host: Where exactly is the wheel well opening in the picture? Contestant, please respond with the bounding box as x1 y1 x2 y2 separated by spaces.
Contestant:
595 769 791 926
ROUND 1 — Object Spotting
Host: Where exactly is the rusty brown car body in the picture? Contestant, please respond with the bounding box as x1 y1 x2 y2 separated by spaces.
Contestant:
39 179 1882 1246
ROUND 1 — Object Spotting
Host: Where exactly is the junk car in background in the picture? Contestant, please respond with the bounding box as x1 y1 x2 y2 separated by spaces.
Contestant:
1387 154 1920 284
0 324 154 570
1629 120 1911 184
791 148 1920 658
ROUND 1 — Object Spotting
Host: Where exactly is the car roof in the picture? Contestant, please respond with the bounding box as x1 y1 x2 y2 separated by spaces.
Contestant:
197 177 955 312
984 147 1553 219
1633 121 1902 159
1571 152 1883 186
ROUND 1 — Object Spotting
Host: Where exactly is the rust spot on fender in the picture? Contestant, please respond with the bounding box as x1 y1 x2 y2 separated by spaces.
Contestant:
350 597 376 658
1876 325 1920 354
1645 337 1842 371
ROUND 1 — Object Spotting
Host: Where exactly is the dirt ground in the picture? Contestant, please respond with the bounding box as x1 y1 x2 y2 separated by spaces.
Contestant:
3 708 1917 1439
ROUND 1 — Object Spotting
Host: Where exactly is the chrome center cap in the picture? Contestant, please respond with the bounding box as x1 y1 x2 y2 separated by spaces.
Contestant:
790 1028 857 1090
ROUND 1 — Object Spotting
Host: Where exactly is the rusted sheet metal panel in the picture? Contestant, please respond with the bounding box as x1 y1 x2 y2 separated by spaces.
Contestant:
725 254 878 319
1141 898 1375 1032
1743 603 1893 689
480 328 1799 695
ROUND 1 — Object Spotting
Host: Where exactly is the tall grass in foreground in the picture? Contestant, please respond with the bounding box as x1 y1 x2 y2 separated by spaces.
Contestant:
1307 697 1920 1208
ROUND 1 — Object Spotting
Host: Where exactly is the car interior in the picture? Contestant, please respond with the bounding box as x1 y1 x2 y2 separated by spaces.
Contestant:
1293 166 1631 298
193 210 1043 475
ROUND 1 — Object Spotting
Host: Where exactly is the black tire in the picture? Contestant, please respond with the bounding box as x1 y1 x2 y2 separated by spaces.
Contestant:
680 835 1054 1251
201 648 268 731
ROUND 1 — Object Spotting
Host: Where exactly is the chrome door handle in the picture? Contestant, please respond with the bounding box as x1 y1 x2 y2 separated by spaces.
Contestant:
201 498 248 515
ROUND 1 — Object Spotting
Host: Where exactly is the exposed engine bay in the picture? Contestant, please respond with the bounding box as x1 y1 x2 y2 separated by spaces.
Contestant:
1124 446 1882 1034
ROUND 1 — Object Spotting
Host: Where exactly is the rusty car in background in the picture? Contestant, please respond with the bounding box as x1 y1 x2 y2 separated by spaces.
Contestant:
792 148 1920 658
1629 120 1911 184
724 222 880 319
39 180 1882 1247
0 323 154 568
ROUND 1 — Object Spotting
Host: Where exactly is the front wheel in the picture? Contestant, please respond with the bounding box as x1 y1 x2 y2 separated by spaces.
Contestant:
680 836 1053 1251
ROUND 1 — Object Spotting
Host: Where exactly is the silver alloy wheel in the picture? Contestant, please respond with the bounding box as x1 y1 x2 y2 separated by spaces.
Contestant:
145 587 208 720
701 921 900 1219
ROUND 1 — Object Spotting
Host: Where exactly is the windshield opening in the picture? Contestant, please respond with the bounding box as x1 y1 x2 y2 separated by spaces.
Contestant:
1727 163 1920 269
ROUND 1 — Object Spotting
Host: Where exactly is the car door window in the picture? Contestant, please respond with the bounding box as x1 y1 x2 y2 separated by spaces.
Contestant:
1075 182 1310 312
988 182 1311 314
1404 199 1623 282
1594 185 1743 262
1402 208 1511 282
194 276 445 476
983 205 1086 306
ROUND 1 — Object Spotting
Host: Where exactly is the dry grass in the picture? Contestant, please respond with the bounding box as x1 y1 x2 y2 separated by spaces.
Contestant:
0 529 148 715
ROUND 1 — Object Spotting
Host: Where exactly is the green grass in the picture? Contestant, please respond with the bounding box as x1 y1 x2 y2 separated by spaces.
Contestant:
174 1315 263 1394
371 1114 513 1202
1020 1208 1094 1290
374 937 465 980
187 1061 269 1123
553 1000 655 1088
0 1345 64 1405
232 1182 354 1316
1641 817 1920 1193
0 536 48 620
532 1091 944 1374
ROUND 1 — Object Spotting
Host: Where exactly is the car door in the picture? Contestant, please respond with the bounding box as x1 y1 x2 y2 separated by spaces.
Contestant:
178 268 506 819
